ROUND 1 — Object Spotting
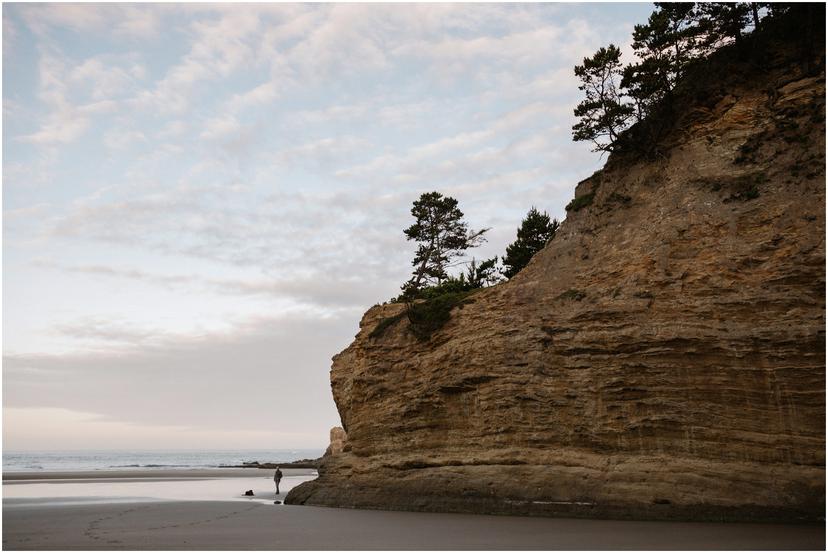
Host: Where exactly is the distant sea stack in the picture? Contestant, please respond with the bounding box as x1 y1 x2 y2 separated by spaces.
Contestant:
287 14 825 521
325 427 347 457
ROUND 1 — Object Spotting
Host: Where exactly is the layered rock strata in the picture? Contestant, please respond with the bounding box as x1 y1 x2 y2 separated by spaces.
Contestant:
287 41 825 521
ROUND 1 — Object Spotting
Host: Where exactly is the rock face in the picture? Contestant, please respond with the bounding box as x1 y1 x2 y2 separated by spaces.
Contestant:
325 427 348 457
286 38 826 521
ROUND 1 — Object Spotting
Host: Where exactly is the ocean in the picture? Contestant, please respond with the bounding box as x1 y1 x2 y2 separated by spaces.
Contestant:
2 449 324 472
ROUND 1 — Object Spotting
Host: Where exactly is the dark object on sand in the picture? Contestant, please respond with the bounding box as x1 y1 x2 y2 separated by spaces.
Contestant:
274 500 282 505
244 490 254 496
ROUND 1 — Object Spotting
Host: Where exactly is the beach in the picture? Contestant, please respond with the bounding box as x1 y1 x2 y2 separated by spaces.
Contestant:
3 469 825 550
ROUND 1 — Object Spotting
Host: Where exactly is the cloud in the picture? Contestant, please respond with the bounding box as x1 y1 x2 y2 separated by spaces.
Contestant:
271 136 373 171
3 13 19 55
5 201 46 216
69 56 146 100
333 101 568 182
52 316 168 347
3 312 352 439
395 26 564 66
4 406 324 450
132 9 263 114
274 4 392 81
3 3 648 450
200 115 243 141
34 260 388 310
113 5 161 38
17 3 111 36
332 128 493 180
290 102 371 126
104 129 147 150
227 81 280 113
77 99 120 115
33 261 194 288
16 52 89 145
2 150 59 189
199 115 259 157
18 116 88 145
132 58 211 114
17 3 163 39
17 51 143 146
156 120 188 139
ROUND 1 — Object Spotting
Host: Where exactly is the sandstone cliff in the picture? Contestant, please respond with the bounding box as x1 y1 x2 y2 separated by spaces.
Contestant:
287 27 826 521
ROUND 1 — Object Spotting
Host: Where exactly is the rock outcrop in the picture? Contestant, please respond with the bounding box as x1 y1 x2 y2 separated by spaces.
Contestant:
325 427 348 457
287 28 825 521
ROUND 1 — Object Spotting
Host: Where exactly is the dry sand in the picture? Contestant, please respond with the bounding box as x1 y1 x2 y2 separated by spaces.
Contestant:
3 470 824 550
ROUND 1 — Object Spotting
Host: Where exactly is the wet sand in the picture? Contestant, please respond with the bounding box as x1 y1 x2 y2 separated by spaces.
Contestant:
3 470 824 550
4 500 825 550
3 468 312 507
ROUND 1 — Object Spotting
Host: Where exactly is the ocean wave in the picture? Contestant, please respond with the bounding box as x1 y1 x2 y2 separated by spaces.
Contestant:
4 449 324 472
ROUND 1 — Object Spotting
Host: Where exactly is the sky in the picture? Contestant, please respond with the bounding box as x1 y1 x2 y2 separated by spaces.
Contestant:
3 2 654 451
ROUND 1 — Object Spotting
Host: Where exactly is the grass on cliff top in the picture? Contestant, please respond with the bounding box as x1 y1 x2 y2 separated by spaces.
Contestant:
565 191 595 212
368 311 407 340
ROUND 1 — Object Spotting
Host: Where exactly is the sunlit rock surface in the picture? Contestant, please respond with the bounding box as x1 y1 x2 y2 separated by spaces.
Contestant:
287 38 825 522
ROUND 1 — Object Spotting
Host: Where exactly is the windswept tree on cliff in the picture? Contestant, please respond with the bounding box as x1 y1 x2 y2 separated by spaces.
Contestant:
622 3 701 120
572 45 634 153
501 207 559 279
573 2 780 156
402 192 488 296
696 2 752 50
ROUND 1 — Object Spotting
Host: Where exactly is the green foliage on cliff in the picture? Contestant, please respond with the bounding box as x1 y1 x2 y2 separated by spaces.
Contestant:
501 207 559 279
368 312 407 340
378 263 494 341
374 191 501 342
406 290 476 341
565 192 595 212
572 45 634 153
402 191 488 296
572 3 824 155
370 287 478 342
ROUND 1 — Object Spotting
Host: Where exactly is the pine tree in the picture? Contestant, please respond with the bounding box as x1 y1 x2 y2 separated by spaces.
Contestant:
621 3 701 120
696 2 751 51
501 207 559 279
402 192 487 295
464 257 500 288
572 45 634 152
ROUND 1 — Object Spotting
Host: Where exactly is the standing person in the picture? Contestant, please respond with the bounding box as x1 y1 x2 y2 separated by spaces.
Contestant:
273 467 283 495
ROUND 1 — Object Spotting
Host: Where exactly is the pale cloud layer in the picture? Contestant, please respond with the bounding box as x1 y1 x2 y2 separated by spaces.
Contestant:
3 3 653 450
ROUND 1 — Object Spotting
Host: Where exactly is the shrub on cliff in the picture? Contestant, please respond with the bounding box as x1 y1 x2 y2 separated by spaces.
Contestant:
375 282 480 341
565 192 595 212
405 290 476 341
